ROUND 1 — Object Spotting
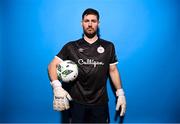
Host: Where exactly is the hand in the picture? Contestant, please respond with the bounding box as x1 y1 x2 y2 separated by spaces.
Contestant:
115 89 126 116
51 80 72 111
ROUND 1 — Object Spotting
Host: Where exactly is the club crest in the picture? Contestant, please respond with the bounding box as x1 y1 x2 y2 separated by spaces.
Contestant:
97 46 105 53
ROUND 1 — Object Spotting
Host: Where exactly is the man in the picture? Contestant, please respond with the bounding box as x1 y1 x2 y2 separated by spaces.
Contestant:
48 8 126 123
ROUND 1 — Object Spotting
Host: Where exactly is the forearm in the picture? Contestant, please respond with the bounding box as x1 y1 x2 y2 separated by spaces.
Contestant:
48 58 61 81
109 66 122 90
48 64 58 81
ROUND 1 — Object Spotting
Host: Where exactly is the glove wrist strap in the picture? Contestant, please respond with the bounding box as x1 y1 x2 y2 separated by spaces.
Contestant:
50 80 62 89
116 88 125 97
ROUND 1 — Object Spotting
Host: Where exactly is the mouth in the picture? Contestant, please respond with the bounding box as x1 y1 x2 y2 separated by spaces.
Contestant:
87 28 94 32
87 27 93 30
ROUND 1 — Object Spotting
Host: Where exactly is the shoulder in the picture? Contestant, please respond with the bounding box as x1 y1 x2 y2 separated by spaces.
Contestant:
99 38 115 47
63 39 82 47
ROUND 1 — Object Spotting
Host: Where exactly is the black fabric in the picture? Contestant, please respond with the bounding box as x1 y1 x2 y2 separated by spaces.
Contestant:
57 38 118 105
71 101 109 123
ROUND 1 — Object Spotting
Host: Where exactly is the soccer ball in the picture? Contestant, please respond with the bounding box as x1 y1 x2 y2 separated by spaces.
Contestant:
57 60 78 82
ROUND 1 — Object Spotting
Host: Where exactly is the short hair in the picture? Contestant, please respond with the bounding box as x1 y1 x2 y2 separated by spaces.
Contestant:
82 8 100 20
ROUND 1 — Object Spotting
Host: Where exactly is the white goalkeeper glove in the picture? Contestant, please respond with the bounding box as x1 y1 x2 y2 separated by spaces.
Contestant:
50 80 72 111
116 88 126 116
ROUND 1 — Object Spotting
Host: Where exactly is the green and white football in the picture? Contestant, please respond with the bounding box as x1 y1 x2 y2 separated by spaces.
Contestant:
57 60 78 82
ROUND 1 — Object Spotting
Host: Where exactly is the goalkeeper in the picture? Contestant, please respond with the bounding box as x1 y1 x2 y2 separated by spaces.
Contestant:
48 8 126 123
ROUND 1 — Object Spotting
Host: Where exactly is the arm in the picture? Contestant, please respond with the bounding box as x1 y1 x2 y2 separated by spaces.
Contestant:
48 56 72 111
109 64 126 116
109 64 122 89
48 56 62 82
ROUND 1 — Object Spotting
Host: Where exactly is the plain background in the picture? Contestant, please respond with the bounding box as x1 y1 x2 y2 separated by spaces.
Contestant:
0 0 179 123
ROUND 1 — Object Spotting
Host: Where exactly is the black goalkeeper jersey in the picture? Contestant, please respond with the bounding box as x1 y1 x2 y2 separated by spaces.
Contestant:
56 38 118 105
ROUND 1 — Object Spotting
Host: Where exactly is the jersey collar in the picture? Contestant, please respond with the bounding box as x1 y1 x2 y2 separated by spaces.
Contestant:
82 38 100 47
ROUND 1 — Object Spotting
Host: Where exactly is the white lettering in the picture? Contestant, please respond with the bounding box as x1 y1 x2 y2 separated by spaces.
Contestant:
78 59 104 67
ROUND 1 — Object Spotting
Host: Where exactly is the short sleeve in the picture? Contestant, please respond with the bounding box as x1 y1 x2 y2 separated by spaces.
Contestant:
56 43 70 61
109 43 118 65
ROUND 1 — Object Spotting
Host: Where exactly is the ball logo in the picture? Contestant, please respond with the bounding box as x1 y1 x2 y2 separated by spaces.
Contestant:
97 46 105 53
61 70 73 77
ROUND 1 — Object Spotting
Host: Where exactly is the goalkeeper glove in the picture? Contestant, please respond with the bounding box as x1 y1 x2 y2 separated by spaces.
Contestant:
116 88 126 116
50 80 72 111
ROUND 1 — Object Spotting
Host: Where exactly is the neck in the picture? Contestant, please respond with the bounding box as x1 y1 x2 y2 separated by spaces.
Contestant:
84 35 98 44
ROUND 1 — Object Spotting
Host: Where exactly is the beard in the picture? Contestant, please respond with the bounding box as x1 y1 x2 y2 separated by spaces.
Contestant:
84 31 97 38
83 27 97 38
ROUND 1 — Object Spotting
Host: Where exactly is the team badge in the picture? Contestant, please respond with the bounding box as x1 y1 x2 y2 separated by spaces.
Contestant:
97 46 105 53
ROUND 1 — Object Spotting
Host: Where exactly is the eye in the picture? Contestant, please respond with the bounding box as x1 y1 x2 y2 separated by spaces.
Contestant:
91 20 97 23
83 20 89 23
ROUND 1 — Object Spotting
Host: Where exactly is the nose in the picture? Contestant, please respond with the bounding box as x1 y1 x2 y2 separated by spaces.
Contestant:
88 21 92 26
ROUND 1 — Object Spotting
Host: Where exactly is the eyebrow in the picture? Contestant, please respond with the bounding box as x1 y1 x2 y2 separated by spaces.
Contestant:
83 19 98 22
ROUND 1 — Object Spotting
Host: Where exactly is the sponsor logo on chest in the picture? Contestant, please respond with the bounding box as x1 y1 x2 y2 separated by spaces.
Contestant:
78 59 104 67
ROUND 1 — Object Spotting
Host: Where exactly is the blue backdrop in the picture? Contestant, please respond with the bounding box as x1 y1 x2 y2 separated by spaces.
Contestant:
0 0 179 123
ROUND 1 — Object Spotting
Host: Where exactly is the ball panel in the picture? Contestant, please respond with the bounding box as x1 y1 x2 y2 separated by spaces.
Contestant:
57 60 78 82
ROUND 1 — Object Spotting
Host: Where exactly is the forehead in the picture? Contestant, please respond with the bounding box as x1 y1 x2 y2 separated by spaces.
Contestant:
83 14 98 20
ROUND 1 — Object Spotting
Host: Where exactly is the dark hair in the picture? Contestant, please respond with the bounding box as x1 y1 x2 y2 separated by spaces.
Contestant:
82 8 100 20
